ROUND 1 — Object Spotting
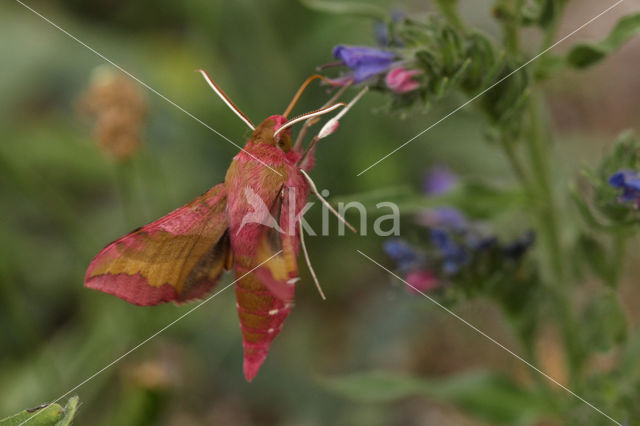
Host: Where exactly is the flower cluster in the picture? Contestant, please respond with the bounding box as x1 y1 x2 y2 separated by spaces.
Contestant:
327 45 422 94
383 167 535 295
609 170 640 206
574 132 640 228
321 13 530 136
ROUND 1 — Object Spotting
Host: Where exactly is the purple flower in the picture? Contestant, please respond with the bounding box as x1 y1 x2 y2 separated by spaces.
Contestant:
383 238 420 271
416 207 467 229
333 45 396 83
430 229 468 275
423 166 458 195
609 170 640 203
417 167 466 230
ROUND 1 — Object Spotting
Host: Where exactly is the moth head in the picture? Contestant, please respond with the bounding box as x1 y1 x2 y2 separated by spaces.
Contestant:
252 115 292 152
196 70 345 154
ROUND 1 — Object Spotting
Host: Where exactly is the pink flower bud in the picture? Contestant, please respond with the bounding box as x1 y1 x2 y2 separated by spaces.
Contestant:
385 67 421 93
405 270 438 294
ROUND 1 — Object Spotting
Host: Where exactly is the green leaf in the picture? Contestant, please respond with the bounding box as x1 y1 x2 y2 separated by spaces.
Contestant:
0 397 79 426
56 397 79 426
567 12 640 68
321 370 551 424
299 0 387 19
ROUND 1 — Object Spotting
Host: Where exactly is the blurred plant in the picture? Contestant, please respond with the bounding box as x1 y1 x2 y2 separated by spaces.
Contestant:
0 396 78 426
77 65 147 162
383 167 536 314
307 0 640 423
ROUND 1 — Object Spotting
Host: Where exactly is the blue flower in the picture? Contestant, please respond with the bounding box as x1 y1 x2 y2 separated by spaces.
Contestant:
430 229 468 275
609 170 640 202
417 207 467 229
383 238 420 271
333 45 396 83
423 166 459 195
416 167 466 229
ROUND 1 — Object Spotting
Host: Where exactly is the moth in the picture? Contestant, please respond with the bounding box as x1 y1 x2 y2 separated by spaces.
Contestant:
85 70 365 381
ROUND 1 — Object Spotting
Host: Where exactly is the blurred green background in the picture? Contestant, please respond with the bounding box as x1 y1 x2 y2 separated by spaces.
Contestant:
1 0 639 424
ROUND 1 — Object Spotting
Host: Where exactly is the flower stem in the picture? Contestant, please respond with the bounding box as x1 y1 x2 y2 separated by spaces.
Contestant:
525 99 564 281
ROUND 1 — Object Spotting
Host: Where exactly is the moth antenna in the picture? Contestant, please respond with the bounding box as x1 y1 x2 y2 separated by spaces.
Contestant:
196 69 255 130
293 81 352 151
274 103 345 137
298 169 357 234
299 220 326 300
284 74 332 118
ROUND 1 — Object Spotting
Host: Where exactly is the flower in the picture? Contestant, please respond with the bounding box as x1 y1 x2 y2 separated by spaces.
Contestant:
416 167 466 229
383 238 420 271
430 229 468 275
332 45 396 83
385 67 421 93
609 170 640 203
423 166 459 195
417 207 467 229
405 270 438 293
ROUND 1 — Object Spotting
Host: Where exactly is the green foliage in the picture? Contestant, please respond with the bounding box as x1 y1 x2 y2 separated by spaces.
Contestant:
3 0 640 424
0 397 78 426
582 289 627 352
568 12 640 68
321 370 551 424
574 131 640 229
393 16 531 136
339 181 526 219
298 0 387 19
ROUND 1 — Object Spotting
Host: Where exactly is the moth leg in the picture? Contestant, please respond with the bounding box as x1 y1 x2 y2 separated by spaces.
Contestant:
298 169 357 233
299 220 326 300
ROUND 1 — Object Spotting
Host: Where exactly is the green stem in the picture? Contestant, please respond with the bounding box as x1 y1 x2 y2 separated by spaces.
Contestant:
538 1 567 53
501 136 531 189
525 99 564 281
503 0 525 55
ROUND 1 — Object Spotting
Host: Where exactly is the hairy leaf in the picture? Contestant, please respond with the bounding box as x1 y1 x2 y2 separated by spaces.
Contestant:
568 13 640 68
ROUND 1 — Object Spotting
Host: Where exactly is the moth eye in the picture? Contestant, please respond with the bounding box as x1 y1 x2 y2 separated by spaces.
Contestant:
277 133 292 152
